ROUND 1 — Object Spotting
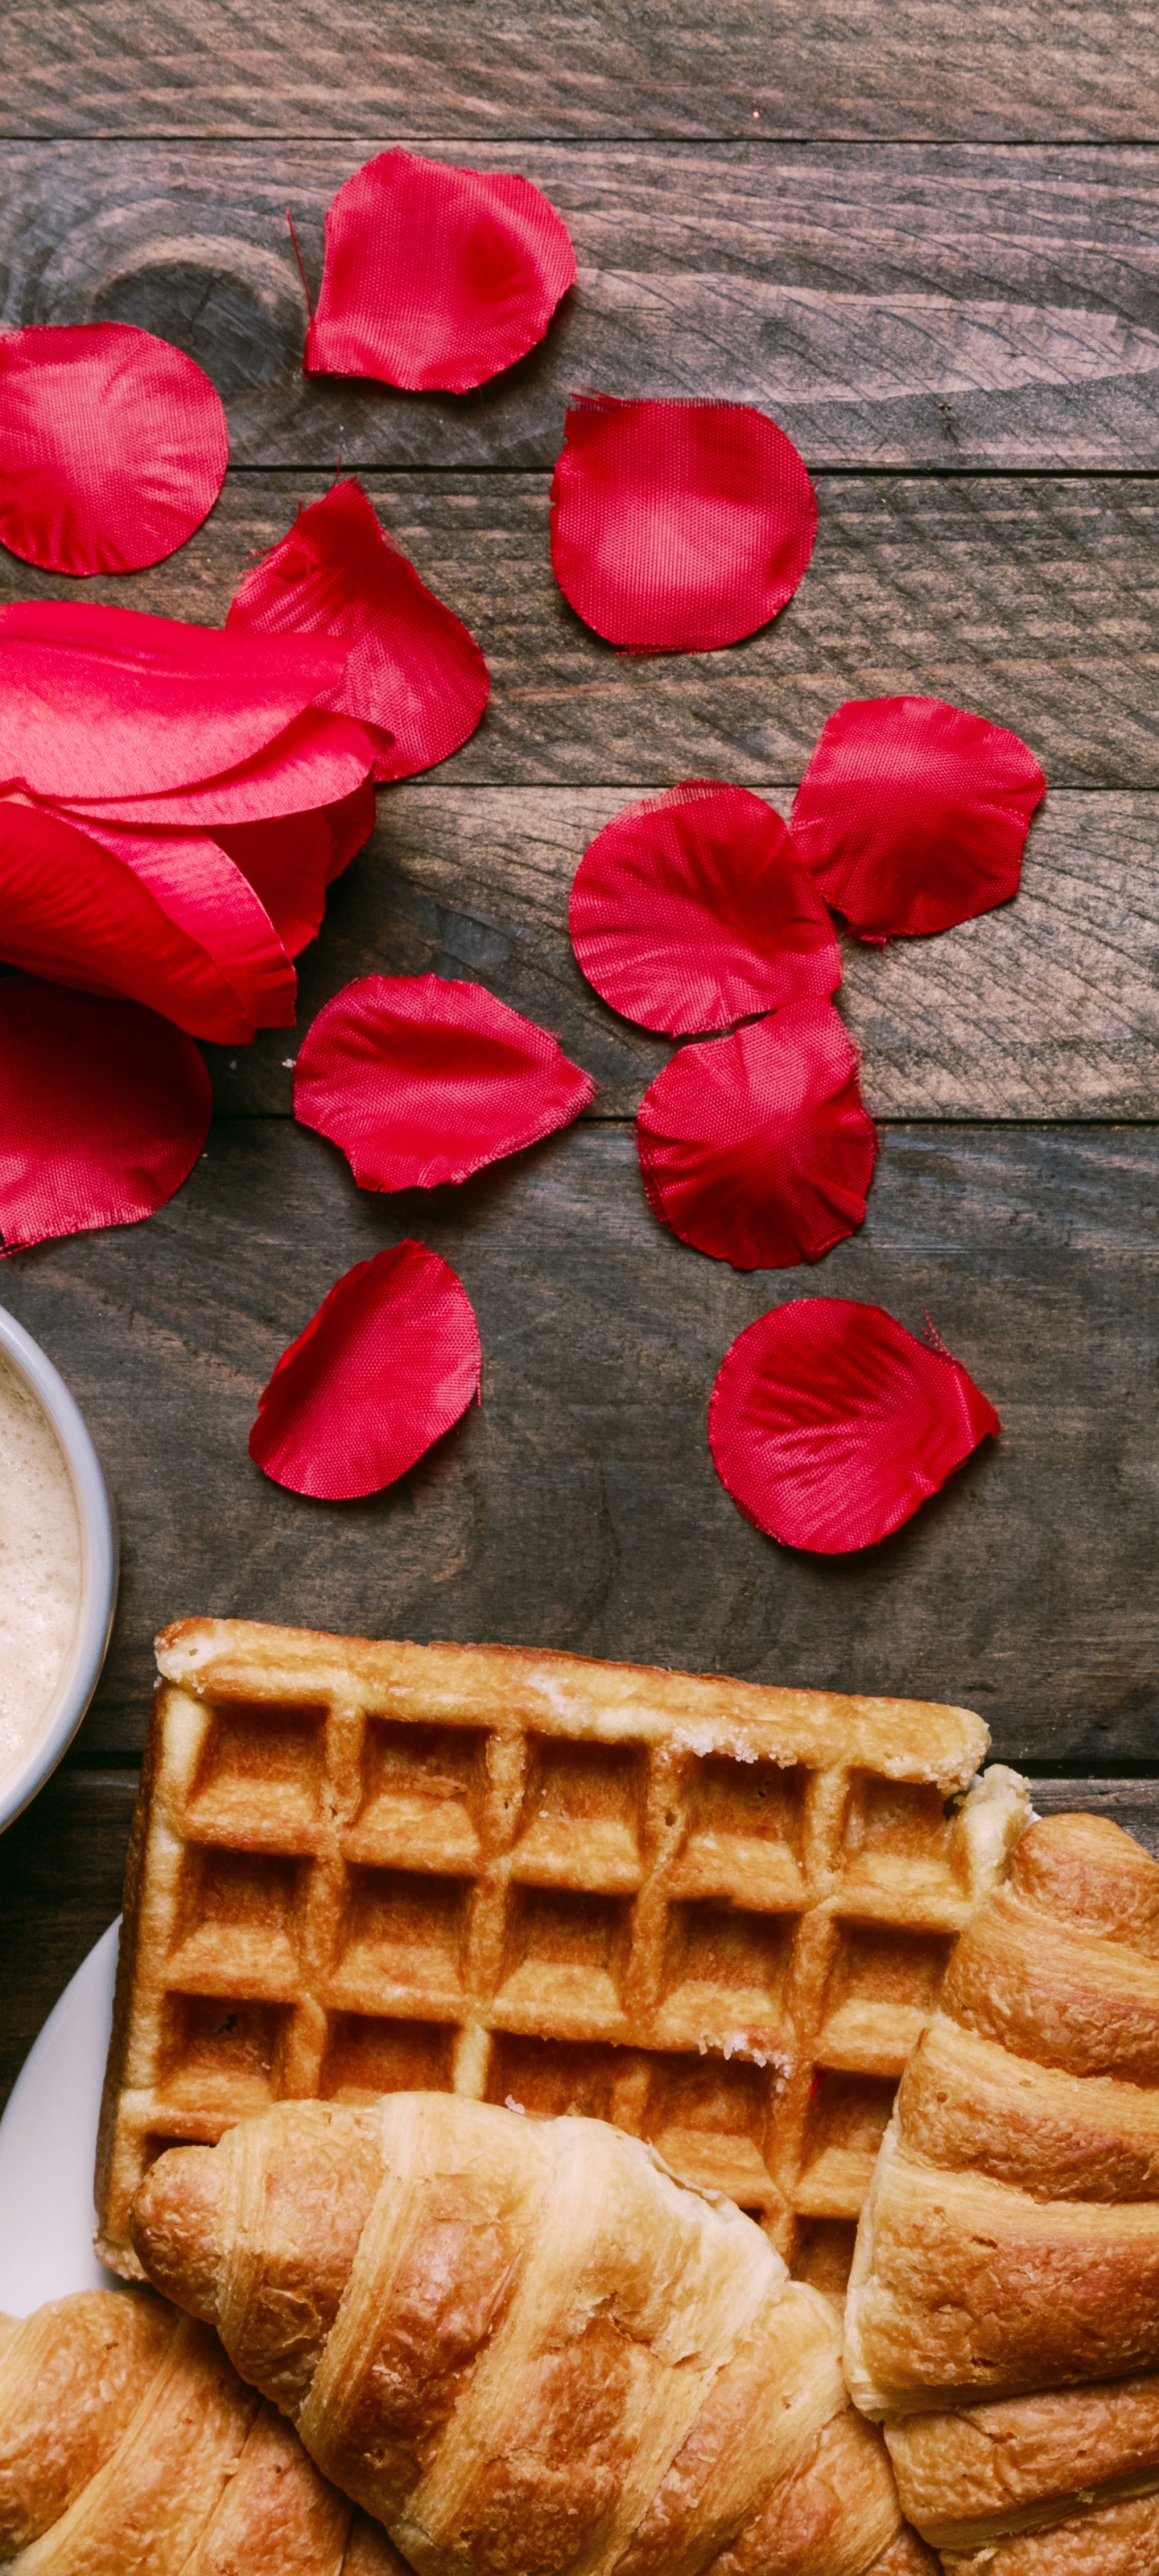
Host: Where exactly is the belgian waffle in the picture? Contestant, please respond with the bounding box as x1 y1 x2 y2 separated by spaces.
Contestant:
96 1620 1029 2286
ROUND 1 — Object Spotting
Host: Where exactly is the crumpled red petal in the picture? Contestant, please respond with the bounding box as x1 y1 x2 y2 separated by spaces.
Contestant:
570 782 840 1034
303 149 576 394
0 800 294 1043
295 974 596 1189
0 978 211 1253
790 696 1046 942
0 600 349 803
0 323 229 577
709 1297 1000 1553
227 480 489 781
550 398 817 653
250 1241 481 1499
637 1002 876 1271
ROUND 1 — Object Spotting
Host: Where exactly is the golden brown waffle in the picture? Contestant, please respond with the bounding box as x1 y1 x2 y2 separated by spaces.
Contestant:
96 1620 1029 2285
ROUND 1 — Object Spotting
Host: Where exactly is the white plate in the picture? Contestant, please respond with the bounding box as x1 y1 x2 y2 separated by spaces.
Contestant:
0 1920 121 2312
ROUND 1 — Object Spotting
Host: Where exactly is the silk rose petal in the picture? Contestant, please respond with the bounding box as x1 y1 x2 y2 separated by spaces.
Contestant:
0 979 211 1252
215 781 377 958
250 1241 481 1500
709 1298 1000 1554
295 975 597 1190
0 601 349 803
304 150 575 394
551 398 817 653
637 1003 876 1271
227 480 489 781
0 323 228 577
791 696 1046 942
0 802 293 1042
61 709 376 832
570 782 840 1034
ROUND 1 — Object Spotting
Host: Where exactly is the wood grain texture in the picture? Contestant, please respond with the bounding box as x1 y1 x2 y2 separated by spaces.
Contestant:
0 1770 134 2113
4 2 1159 142
2 1118 1157 1770
189 784 1159 1125
6 141 1159 466
2 469 1158 791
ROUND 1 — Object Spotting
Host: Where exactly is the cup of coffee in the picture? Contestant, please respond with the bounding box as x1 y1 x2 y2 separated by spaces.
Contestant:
0 1305 118 1835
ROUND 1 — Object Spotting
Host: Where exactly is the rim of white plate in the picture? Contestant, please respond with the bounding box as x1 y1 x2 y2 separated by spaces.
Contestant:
0 1302 118 1834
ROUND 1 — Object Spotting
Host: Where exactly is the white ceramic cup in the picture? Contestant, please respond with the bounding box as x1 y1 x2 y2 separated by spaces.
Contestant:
0 1303 118 1834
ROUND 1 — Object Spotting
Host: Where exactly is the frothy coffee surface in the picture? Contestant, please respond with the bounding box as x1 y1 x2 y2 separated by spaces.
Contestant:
0 1353 82 1783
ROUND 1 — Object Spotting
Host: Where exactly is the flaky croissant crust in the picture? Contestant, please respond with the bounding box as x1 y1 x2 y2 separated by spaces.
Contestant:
131 2091 935 2576
845 1812 1159 2575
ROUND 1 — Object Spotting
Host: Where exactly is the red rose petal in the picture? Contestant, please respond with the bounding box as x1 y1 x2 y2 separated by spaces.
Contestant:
295 975 596 1189
61 708 376 831
304 150 575 394
637 1002 876 1271
570 782 840 1034
227 480 489 782
215 779 377 959
0 979 211 1252
250 1241 481 1499
550 398 817 653
791 696 1046 942
0 800 293 1042
709 1297 1000 1553
0 601 348 803
0 323 229 577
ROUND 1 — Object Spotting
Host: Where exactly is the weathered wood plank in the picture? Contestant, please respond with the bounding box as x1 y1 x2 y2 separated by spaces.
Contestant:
6 142 1159 467
0 1770 134 2114
192 784 1159 1125
3 1118 1157 1769
5 2 1159 143
2 469 1158 792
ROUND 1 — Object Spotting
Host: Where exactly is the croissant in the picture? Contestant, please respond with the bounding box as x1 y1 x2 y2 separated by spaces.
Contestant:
0 2285 406 2571
130 2091 936 2576
843 1813 1159 2570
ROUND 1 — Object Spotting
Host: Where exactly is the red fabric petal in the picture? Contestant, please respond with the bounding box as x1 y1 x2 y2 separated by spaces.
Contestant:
227 480 489 782
0 978 211 1252
76 818 296 1031
304 150 575 394
250 1241 481 1499
791 696 1047 942
215 779 376 959
709 1298 1000 1553
550 398 817 653
0 323 229 577
295 974 596 1189
0 601 348 802
0 800 293 1042
637 1002 876 1271
570 782 840 1034
60 708 376 832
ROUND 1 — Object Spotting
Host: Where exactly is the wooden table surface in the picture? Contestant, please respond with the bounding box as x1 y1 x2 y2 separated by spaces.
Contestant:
3 1 1159 2110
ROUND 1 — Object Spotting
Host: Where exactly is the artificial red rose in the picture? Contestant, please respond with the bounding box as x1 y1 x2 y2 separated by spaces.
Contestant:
0 323 228 576
0 979 212 1252
569 782 839 1034
303 149 575 392
709 1297 1000 1552
791 696 1046 942
295 974 596 1189
249 1242 481 1499
637 1002 876 1270
0 601 377 1041
551 397 816 652
228 479 489 781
